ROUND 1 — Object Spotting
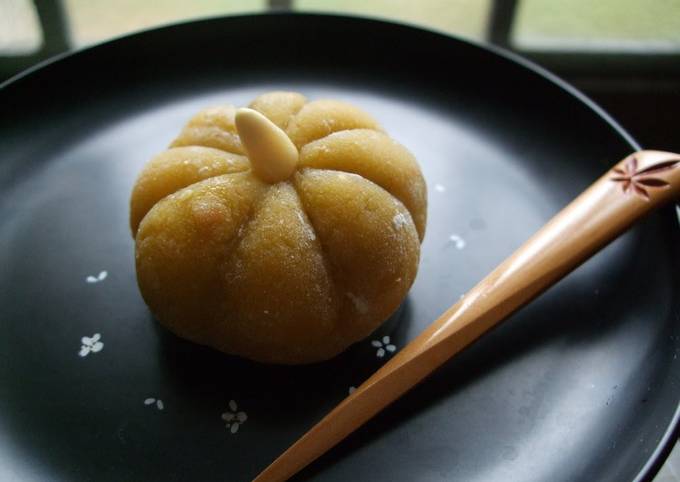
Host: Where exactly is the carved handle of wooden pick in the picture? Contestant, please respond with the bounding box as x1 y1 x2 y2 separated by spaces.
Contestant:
416 150 680 357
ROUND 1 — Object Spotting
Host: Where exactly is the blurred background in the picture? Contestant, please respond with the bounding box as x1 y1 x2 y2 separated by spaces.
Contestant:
1 0 679 480
2 0 680 154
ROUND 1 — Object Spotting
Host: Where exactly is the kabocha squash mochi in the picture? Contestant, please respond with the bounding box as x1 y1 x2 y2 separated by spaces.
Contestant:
130 92 427 364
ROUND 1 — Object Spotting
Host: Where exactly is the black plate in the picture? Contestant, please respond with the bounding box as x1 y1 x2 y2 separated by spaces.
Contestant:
1 13 678 482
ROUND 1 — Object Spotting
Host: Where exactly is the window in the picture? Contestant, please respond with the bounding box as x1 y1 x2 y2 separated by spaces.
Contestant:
512 0 680 53
63 0 265 47
0 0 42 55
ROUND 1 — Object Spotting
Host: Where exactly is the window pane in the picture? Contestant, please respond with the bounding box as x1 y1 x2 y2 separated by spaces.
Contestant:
513 0 680 52
0 0 42 55
64 0 265 47
296 0 492 40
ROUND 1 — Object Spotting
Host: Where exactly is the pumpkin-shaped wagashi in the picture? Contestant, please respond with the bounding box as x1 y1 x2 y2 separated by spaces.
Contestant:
131 92 427 364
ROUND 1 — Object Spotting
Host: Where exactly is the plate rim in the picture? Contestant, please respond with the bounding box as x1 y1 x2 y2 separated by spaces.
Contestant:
0 11 645 155
2 12 678 482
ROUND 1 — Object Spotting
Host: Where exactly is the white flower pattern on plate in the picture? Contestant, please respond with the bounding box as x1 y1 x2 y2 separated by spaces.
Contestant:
86 271 107 283
144 398 164 410
449 234 466 249
371 336 396 358
79 333 103 357
221 400 247 434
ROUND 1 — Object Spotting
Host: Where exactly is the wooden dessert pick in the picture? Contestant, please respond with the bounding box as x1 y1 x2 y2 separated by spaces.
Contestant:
254 150 680 482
